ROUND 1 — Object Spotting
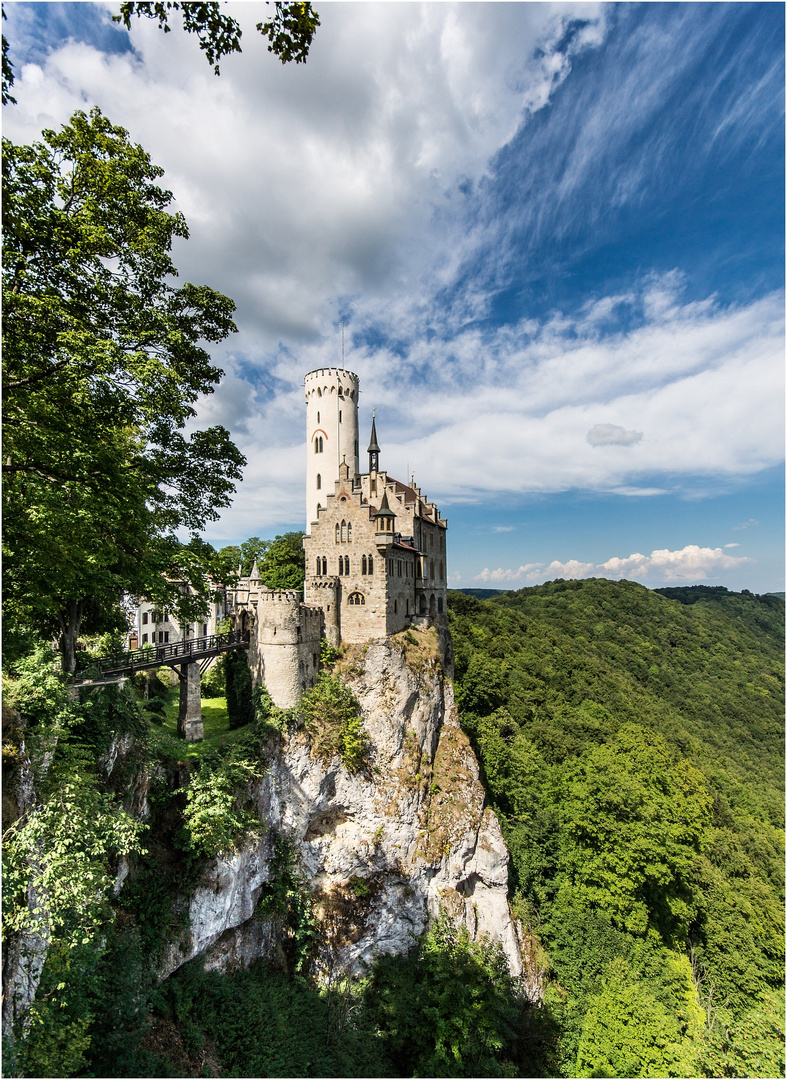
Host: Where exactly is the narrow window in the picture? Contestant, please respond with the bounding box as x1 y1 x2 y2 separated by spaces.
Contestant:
339 410 342 422
142 611 148 624
203 624 208 637
317 411 320 422
316 558 322 576
345 556 350 575
316 474 321 489
335 523 340 543
338 558 343 575
341 520 347 542
355 439 358 456
394 600 398 613
142 633 148 644
322 556 327 575
362 554 367 575
368 555 373 574
347 522 352 543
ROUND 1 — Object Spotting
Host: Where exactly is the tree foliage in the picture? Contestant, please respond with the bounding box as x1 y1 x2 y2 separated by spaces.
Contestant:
114 1 320 74
2 108 245 670
301 672 366 771
217 532 306 589
449 579 785 1077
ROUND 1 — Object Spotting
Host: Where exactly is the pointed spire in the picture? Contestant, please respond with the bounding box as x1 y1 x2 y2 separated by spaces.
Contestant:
250 558 260 581
368 410 380 473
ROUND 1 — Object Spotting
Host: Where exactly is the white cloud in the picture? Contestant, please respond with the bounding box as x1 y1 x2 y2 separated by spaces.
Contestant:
3 5 782 545
475 544 753 587
587 423 644 447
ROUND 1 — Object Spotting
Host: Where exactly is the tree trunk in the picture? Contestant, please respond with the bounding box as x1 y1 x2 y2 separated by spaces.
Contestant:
59 600 83 674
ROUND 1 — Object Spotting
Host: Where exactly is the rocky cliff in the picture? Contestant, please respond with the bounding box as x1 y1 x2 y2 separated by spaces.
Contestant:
160 627 528 989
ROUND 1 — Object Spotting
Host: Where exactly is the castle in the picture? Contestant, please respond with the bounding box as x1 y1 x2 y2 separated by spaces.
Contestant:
229 367 448 707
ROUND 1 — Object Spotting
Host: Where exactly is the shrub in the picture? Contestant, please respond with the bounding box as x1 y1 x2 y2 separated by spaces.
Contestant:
300 673 367 771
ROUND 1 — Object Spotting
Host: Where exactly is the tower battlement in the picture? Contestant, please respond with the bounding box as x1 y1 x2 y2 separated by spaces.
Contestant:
257 589 303 604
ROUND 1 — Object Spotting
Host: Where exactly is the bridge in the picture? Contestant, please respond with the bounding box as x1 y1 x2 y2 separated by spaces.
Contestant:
71 629 251 684
71 629 251 742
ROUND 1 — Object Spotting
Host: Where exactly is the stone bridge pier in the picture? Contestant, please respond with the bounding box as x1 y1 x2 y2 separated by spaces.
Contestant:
177 662 204 741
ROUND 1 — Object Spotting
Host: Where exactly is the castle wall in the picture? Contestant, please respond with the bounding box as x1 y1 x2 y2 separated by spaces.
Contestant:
246 590 322 708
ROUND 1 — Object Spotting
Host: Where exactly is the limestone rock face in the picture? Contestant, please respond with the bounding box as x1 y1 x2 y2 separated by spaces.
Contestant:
162 630 526 989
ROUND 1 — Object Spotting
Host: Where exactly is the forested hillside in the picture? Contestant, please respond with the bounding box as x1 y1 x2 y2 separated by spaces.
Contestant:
449 579 785 1077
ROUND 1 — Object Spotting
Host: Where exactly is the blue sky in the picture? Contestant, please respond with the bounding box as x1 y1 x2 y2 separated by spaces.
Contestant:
4 2 784 591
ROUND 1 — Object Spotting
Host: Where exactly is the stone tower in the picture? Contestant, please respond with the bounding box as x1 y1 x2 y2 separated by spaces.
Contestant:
304 368 360 533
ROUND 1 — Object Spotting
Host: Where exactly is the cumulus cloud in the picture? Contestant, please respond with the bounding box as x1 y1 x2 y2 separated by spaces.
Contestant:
2 4 782 545
475 545 754 587
587 424 644 447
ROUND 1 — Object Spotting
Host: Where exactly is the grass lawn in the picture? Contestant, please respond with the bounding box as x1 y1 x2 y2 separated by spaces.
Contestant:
148 687 254 760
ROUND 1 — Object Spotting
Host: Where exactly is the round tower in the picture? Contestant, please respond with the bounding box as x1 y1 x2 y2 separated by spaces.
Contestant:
304 367 360 532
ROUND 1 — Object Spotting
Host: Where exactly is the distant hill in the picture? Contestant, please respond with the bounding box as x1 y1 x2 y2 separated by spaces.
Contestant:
447 578 785 1077
454 587 509 599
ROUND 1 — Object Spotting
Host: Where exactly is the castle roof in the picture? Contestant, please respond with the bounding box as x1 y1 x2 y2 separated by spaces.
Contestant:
367 415 380 454
374 490 396 519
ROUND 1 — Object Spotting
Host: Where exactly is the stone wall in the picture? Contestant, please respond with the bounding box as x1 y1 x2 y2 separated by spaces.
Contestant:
247 591 322 708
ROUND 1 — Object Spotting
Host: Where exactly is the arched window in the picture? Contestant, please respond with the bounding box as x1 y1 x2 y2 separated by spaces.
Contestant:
316 558 321 576
362 554 367 575
438 597 444 614
349 592 365 605
338 557 343 575
341 520 347 542
368 555 373 574
322 556 327 575
344 556 350 575
316 474 321 489
347 522 352 543
314 436 323 453
335 523 340 543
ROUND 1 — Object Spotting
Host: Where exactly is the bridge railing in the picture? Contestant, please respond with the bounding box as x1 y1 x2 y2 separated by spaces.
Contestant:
91 628 250 676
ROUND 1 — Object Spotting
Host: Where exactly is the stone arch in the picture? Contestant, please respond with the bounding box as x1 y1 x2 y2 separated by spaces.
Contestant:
419 594 427 615
429 594 437 617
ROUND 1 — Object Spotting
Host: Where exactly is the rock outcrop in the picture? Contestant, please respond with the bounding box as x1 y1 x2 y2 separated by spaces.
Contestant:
161 628 527 988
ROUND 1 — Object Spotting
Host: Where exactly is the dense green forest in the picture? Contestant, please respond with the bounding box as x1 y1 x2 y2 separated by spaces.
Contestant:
450 579 785 1077
5 577 782 1077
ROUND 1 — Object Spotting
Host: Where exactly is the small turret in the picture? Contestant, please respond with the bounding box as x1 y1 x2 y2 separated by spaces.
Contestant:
249 558 261 582
374 490 396 546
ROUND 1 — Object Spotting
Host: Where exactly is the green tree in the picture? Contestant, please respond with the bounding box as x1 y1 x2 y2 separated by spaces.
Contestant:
225 649 255 729
2 108 245 671
556 724 711 942
301 673 366 771
258 532 305 590
575 956 701 1078
115 1 320 74
367 916 518 1077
